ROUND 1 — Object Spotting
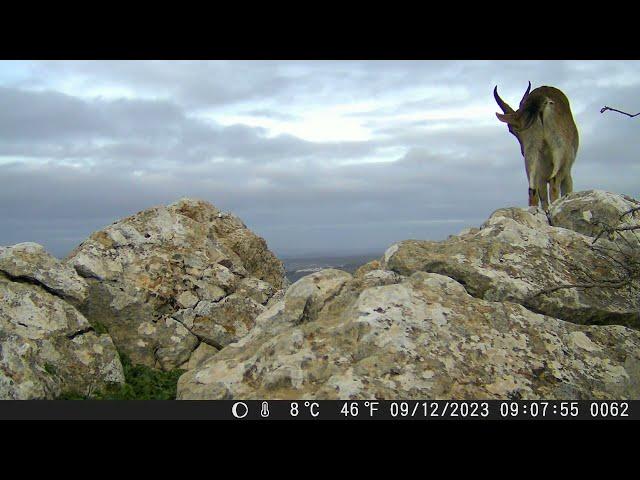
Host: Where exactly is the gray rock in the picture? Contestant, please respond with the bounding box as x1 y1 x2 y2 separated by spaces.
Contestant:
192 294 266 349
549 190 640 243
66 198 286 370
383 197 639 329
185 343 219 371
0 272 124 399
0 243 88 303
177 269 640 400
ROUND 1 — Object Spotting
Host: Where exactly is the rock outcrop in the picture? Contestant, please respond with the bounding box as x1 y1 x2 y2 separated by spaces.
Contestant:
177 190 640 400
3 190 638 400
384 194 639 329
66 198 286 371
177 269 640 400
0 244 124 399
0 243 88 303
549 189 640 243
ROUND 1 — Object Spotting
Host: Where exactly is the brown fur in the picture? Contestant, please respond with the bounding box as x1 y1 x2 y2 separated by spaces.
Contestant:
494 83 579 209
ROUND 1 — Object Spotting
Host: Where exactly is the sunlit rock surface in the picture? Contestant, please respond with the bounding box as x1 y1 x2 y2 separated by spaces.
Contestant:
0 245 123 399
66 198 286 370
384 194 639 329
177 269 640 400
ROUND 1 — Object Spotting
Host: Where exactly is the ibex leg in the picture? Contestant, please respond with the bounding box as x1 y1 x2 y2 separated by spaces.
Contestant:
538 180 550 210
561 173 573 197
525 151 542 208
549 175 561 204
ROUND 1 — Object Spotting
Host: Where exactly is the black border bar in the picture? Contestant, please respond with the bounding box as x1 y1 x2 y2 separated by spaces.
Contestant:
0 400 637 421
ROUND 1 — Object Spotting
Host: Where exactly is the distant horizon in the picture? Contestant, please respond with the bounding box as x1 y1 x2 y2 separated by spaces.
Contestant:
15 187 637 260
279 249 383 261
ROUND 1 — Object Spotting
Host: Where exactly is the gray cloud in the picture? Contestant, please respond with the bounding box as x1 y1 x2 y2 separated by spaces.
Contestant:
14 61 297 108
0 85 381 169
1 61 639 259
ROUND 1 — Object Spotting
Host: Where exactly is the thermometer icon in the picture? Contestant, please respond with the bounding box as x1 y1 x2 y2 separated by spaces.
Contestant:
261 402 270 417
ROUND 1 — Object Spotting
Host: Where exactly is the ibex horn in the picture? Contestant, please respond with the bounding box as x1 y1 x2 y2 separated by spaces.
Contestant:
493 85 514 114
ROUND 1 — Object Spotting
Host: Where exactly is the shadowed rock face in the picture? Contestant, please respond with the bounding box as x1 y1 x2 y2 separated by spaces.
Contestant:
177 190 640 400
65 198 286 371
0 246 124 399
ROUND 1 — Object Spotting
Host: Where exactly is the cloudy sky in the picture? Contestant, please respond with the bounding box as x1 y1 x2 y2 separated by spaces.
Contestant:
1 60 638 258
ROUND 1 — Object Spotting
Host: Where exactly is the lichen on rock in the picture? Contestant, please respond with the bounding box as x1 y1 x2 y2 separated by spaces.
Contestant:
0 250 124 399
65 198 286 370
177 190 640 400
4 190 639 400
177 269 640 400
0 242 88 303
383 192 639 329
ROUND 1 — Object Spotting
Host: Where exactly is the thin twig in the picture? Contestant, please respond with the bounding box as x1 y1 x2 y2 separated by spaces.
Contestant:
600 106 640 117
529 208 639 300
608 225 640 233
620 206 640 220
592 222 640 244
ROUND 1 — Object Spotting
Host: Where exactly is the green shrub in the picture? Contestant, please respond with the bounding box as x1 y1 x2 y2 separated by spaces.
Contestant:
44 363 57 376
91 320 109 335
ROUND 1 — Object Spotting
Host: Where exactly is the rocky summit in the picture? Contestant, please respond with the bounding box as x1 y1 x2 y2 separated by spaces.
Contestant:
2 190 639 400
385 192 640 329
177 190 640 400
65 198 286 371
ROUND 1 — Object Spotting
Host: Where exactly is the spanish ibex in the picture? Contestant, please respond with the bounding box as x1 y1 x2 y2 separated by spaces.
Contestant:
494 82 579 210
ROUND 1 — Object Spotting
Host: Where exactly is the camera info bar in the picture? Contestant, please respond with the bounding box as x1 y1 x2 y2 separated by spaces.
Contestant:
0 400 637 420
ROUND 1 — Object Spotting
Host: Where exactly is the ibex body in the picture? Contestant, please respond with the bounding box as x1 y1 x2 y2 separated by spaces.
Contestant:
494 82 579 210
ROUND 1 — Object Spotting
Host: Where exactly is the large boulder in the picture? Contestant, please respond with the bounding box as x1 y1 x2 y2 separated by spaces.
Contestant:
177 269 640 400
383 192 639 329
65 198 286 370
549 190 640 241
0 244 124 399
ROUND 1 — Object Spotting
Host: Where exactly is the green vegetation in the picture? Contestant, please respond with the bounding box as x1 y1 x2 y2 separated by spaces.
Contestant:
44 363 58 376
91 320 109 335
57 353 185 400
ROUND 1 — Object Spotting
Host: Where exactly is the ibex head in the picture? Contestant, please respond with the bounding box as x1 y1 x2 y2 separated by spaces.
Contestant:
494 81 532 136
